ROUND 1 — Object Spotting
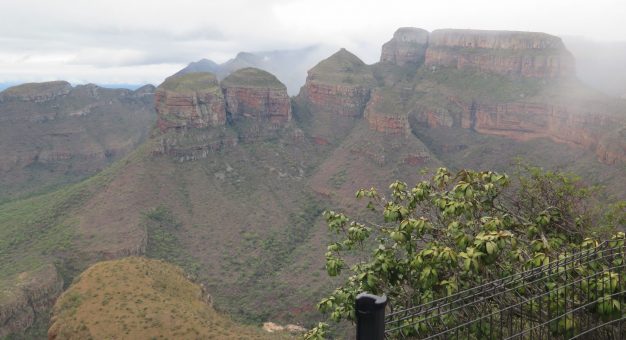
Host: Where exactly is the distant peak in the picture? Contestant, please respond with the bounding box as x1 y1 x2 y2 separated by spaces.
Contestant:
133 84 156 95
307 48 374 86
327 48 365 65
0 80 72 102
192 59 219 66
235 52 256 59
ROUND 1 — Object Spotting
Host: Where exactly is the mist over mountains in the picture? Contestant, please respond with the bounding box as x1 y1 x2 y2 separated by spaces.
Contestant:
563 37 626 97
174 46 334 95
0 24 625 339
175 37 626 98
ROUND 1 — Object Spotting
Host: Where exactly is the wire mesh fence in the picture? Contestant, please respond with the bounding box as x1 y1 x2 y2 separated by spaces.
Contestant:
357 240 626 339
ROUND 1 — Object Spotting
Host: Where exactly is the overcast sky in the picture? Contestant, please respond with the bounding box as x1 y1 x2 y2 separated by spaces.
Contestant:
1 0 624 86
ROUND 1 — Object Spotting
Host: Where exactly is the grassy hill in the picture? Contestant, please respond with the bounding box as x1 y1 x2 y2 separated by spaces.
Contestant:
48 257 284 339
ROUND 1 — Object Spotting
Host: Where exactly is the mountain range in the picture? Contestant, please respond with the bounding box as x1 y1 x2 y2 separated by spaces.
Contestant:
0 27 624 338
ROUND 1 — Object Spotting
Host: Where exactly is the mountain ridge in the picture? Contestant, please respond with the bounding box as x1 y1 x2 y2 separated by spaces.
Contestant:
0 26 625 338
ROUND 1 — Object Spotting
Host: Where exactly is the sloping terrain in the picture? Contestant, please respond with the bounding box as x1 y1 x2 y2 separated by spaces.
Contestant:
0 27 625 338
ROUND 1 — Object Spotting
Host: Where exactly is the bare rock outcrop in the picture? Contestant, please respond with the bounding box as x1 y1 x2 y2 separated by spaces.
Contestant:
463 101 625 164
154 69 295 160
415 95 626 164
155 73 226 132
425 29 575 78
221 67 291 125
298 48 375 117
380 27 429 66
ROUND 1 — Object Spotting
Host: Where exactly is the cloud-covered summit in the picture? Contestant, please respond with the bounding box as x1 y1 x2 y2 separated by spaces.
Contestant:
1 0 625 87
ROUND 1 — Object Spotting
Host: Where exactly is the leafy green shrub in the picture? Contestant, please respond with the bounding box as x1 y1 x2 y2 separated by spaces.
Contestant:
306 167 625 338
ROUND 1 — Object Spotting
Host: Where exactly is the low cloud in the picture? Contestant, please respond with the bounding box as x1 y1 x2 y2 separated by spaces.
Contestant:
1 0 625 86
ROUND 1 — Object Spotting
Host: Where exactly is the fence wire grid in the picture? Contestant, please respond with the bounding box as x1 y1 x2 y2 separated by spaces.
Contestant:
383 240 626 339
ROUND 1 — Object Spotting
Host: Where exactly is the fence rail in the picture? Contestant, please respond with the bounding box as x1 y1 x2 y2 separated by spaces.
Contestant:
355 240 626 339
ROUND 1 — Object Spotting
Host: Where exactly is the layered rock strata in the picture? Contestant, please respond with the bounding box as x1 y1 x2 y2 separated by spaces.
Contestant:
375 28 624 164
462 101 625 164
155 73 226 131
424 29 575 78
154 69 293 160
414 97 626 164
221 68 292 125
0 81 155 200
298 49 375 117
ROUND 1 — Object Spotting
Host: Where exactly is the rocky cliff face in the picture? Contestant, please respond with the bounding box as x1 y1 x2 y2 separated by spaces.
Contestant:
154 69 294 160
298 49 374 117
155 73 226 131
380 27 429 66
465 101 625 164
0 81 155 201
372 27 624 165
413 94 626 164
0 265 63 338
222 68 291 125
424 29 575 78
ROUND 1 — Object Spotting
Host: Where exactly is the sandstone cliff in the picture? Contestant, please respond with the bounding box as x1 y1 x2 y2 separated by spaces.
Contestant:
221 67 291 125
411 85 626 164
154 69 295 160
371 27 625 165
155 73 226 131
298 48 375 117
460 100 625 164
380 27 429 66
424 29 575 78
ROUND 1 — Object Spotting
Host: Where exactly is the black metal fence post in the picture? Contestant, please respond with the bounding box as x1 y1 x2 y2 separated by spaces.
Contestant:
356 293 387 340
